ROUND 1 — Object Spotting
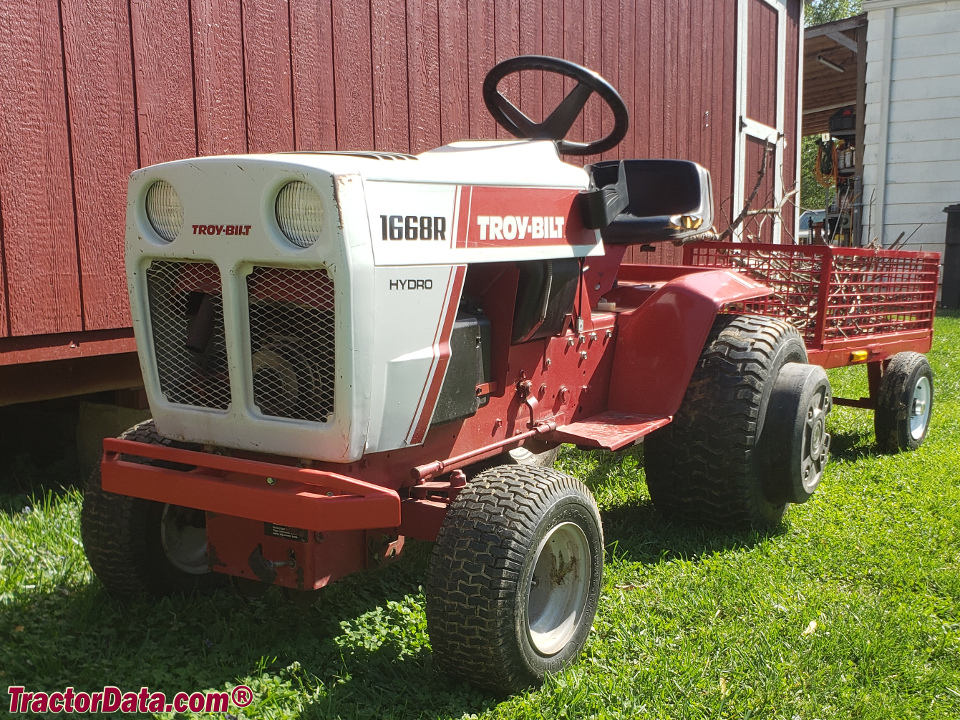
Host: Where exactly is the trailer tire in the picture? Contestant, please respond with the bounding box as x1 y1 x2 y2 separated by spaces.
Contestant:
644 314 808 529
875 352 933 453
425 465 603 695
81 420 226 598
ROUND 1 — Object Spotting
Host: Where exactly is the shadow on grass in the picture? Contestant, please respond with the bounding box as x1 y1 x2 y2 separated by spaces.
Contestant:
0 542 493 720
0 456 83 515
572 445 785 566
600 501 786 568
827 429 880 463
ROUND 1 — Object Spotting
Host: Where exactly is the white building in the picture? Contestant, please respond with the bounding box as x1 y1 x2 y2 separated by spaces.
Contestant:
861 0 960 253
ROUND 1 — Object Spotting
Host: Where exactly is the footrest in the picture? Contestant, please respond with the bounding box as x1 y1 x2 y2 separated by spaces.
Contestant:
549 412 672 451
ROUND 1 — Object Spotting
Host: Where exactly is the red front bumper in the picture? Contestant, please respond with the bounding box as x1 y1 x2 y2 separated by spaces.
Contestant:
101 438 401 532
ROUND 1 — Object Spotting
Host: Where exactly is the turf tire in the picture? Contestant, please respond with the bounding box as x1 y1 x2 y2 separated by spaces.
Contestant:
644 314 808 529
425 465 603 695
81 420 226 598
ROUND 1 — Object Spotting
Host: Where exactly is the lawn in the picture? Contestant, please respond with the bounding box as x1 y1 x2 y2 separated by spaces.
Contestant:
1 313 958 719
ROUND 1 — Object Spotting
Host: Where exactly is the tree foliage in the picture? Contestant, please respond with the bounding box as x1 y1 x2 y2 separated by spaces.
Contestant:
805 0 862 28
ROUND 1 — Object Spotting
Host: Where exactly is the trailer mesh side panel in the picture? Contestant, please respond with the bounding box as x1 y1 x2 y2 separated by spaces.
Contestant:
683 242 940 348
247 267 335 423
146 261 231 410
824 253 937 340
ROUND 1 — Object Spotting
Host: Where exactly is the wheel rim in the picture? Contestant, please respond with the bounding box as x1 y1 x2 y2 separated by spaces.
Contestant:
801 386 831 495
909 376 932 441
526 521 591 656
160 505 210 575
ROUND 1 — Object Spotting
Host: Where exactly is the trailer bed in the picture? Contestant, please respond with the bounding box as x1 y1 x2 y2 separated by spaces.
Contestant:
683 241 940 368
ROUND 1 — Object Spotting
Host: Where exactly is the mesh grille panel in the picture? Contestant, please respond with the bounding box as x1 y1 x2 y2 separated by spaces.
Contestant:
247 267 335 423
146 261 231 409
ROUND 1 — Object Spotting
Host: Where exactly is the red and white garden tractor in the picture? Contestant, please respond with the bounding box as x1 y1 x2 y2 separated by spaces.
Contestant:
81 56 936 694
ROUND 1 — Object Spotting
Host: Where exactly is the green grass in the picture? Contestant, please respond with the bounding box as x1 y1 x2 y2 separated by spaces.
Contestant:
2 313 959 719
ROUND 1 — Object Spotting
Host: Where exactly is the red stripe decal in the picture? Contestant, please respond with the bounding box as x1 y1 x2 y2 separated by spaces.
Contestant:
408 265 467 444
455 186 472 249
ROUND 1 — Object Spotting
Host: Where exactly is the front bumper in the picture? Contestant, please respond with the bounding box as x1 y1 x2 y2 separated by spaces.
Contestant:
101 438 401 532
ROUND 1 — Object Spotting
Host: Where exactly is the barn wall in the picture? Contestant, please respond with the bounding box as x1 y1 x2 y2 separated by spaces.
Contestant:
862 0 960 253
0 0 802 367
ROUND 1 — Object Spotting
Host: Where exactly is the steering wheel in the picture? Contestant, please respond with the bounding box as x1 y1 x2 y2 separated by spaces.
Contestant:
482 55 629 156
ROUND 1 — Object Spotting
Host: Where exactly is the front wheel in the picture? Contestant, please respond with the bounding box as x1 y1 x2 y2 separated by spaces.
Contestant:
425 466 603 695
875 352 934 452
81 420 225 598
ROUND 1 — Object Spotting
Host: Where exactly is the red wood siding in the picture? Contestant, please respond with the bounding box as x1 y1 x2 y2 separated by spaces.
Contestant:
0 0 803 364
0 0 82 337
747 0 779 129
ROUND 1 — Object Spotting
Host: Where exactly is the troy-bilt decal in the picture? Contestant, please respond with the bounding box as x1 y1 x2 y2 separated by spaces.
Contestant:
389 279 434 290
192 224 252 236
365 181 600 267
380 215 447 241
476 215 565 241
455 186 594 248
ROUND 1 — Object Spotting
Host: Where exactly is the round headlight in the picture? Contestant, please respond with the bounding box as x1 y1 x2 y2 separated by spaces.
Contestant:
145 180 184 242
275 181 324 248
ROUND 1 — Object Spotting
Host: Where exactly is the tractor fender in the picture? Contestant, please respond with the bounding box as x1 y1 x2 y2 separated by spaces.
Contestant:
608 269 771 417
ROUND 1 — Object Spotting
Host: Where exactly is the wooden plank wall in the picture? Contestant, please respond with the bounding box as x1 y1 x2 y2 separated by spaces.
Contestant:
0 0 802 347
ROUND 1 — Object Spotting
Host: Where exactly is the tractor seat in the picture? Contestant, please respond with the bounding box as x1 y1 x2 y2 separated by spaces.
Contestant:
583 159 714 244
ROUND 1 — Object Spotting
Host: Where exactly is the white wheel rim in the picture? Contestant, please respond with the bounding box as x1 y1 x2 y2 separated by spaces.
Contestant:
909 375 932 440
526 521 591 656
160 505 210 575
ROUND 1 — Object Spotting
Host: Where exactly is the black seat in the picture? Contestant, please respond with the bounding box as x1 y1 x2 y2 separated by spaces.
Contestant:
584 159 713 244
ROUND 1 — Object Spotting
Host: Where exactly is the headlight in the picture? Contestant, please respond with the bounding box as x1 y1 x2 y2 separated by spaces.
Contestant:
275 182 324 248
145 180 184 242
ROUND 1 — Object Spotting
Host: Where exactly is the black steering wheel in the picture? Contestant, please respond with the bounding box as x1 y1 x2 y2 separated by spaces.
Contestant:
482 55 629 156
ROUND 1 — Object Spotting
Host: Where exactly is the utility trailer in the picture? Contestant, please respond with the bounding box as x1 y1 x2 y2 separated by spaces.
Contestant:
684 241 939 452
84 56 860 695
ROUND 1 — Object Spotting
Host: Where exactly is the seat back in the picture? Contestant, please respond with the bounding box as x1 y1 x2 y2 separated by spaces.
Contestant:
586 159 713 244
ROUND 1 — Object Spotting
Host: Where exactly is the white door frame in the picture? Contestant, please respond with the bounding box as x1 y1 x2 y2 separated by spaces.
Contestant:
733 0 788 243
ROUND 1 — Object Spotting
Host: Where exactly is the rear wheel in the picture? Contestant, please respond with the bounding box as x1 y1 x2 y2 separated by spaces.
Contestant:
425 465 603 694
875 352 933 453
761 363 832 505
81 420 225 598
644 315 809 529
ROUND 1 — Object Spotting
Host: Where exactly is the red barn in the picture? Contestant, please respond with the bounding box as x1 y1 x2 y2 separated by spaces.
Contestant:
0 0 804 406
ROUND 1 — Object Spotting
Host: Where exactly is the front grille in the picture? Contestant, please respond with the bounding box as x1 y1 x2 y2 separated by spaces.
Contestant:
146 261 231 409
247 267 335 423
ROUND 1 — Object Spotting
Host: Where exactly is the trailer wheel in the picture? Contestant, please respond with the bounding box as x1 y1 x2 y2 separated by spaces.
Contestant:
425 465 603 694
81 420 226 598
875 352 933 453
644 315 808 529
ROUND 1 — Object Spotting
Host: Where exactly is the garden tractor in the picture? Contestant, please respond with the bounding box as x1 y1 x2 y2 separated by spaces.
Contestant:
82 56 850 694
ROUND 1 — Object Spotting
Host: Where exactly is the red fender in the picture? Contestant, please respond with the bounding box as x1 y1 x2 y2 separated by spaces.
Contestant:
608 269 772 417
